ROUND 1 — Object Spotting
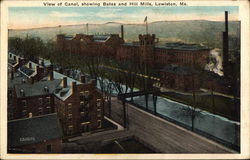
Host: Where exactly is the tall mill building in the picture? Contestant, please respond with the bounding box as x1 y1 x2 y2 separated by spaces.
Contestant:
56 30 210 70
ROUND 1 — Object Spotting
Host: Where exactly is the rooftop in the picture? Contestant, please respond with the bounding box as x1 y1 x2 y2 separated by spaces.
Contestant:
156 42 209 51
51 71 82 101
14 79 62 98
121 42 140 47
161 64 199 75
93 35 110 42
8 113 62 148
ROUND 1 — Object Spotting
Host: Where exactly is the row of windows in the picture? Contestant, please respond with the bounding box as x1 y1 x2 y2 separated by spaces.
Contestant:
21 97 51 107
22 106 51 117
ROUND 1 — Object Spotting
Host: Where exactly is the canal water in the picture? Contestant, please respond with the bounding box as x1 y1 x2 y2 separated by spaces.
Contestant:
130 95 240 149
95 78 240 150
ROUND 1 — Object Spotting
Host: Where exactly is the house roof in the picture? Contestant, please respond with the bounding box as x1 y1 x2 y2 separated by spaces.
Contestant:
18 61 42 78
161 65 199 75
8 52 24 67
8 74 27 89
52 71 82 101
8 113 62 148
156 42 209 51
14 79 61 98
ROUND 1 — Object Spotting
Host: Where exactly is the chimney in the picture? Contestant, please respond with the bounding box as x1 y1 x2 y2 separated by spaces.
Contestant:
49 71 54 80
36 65 40 73
17 57 21 64
80 75 85 83
71 81 76 93
62 77 67 88
41 60 45 66
121 25 124 40
11 70 14 80
29 62 32 69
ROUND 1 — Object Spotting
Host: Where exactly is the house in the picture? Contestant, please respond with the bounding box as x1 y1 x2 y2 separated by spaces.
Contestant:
8 52 25 72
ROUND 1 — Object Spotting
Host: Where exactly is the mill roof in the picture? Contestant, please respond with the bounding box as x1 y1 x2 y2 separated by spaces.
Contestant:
161 65 199 75
156 42 209 51
8 113 62 148
93 35 110 42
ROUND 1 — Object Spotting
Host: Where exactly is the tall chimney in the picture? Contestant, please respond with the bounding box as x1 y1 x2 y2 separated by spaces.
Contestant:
62 77 67 88
80 75 85 83
71 81 76 93
222 11 229 78
225 11 228 33
121 25 124 40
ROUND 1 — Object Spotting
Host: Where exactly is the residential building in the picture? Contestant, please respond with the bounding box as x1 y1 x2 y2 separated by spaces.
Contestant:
49 71 104 136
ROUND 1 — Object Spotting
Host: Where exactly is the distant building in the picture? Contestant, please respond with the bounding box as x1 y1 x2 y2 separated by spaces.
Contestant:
56 34 124 58
160 65 200 92
8 113 62 153
57 33 210 69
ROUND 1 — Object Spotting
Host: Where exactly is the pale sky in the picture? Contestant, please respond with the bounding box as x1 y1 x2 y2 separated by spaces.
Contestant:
8 6 239 29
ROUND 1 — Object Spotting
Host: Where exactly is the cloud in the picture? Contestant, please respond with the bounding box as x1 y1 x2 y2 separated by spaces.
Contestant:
49 11 82 18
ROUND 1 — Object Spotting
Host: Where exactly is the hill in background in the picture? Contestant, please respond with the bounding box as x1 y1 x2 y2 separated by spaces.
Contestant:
9 20 240 50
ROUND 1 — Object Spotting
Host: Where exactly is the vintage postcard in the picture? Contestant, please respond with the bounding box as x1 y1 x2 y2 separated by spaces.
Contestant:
0 0 249 159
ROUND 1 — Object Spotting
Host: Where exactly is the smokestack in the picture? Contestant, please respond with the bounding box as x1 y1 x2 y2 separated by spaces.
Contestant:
29 62 32 69
225 11 228 33
222 11 229 78
80 75 85 83
121 25 124 39
62 77 67 88
71 81 76 93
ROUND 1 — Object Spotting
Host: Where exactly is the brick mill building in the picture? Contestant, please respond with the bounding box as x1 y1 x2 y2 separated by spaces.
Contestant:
56 29 210 91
